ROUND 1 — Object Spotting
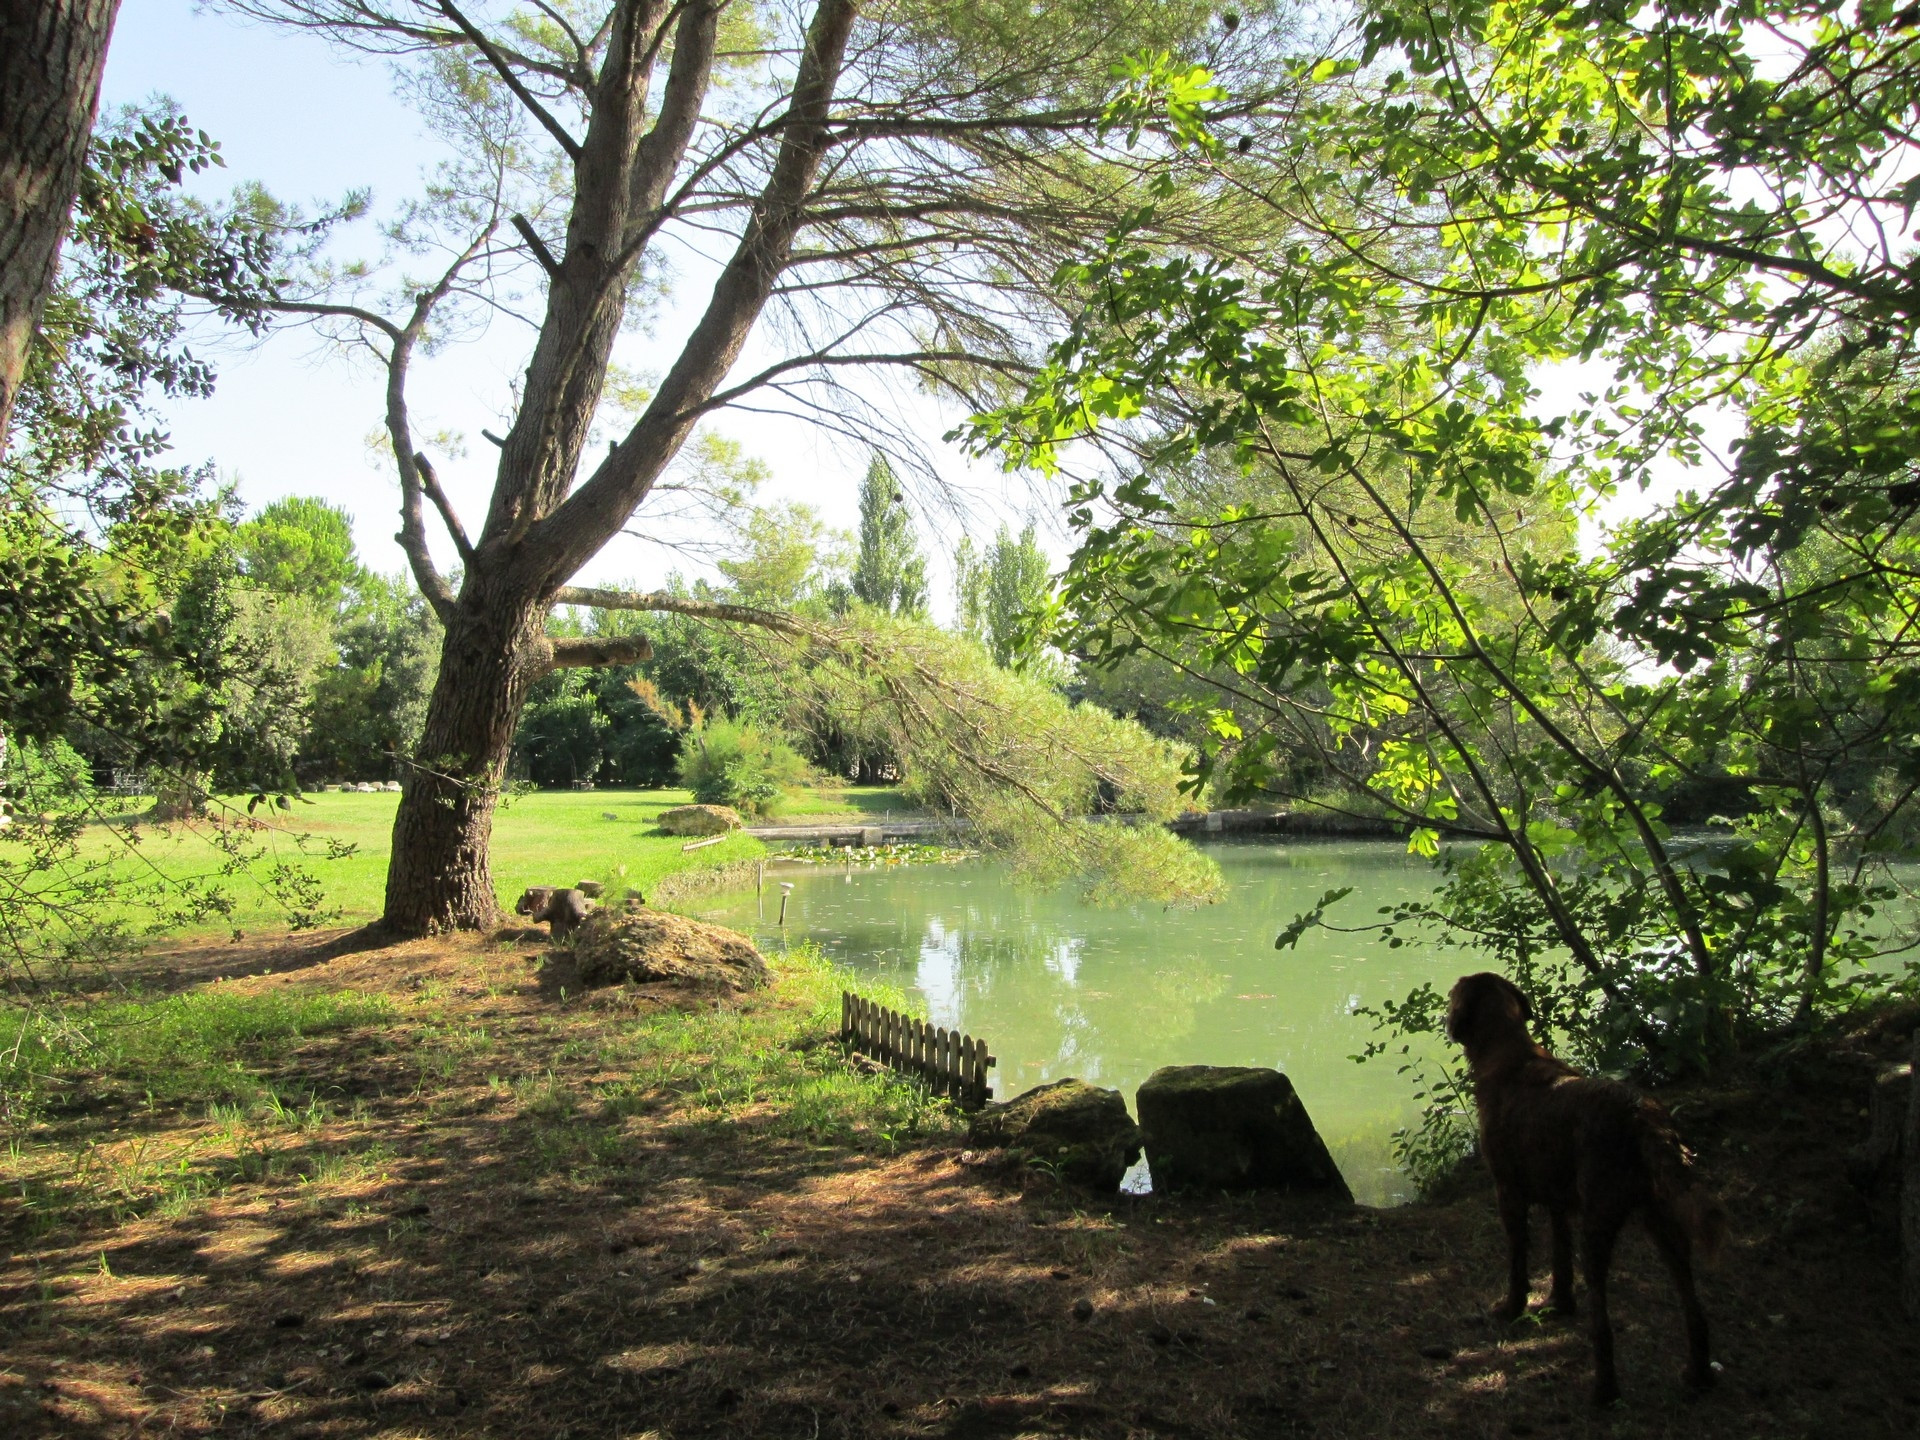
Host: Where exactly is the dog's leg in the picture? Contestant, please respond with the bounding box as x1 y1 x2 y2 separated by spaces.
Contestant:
1645 1207 1713 1389
1582 1220 1622 1407
1546 1206 1577 1316
1492 1187 1531 1322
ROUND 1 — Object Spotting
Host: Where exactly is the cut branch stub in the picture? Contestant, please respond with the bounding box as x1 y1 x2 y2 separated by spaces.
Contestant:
511 213 562 278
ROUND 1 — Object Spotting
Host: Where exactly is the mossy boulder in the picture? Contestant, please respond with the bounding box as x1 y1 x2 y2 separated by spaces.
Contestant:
1135 1065 1351 1199
967 1079 1141 1191
565 907 767 991
657 804 743 836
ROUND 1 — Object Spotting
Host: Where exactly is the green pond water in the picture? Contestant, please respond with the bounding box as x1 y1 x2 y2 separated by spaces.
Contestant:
705 839 1479 1206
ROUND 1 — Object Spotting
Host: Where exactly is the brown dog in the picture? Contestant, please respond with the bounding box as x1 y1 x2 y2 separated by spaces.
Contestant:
1446 972 1725 1406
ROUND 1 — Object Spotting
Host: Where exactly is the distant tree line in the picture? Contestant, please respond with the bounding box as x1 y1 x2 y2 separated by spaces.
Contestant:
511 453 1062 792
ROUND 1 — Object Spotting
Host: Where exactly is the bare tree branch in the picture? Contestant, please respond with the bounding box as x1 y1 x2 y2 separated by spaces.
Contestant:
413 451 475 564
180 289 405 343
697 347 1037 419
387 221 500 620
437 0 583 161
552 583 810 638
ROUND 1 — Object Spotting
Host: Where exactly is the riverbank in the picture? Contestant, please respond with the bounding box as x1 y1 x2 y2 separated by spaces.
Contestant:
2 925 1913 1439
742 804 1413 849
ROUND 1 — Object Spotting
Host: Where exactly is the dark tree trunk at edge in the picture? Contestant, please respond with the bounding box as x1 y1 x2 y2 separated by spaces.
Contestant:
0 0 122 442
1903 1023 1919 1318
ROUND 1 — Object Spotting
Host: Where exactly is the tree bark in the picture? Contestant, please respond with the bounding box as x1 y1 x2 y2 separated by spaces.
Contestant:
381 586 551 933
0 0 122 443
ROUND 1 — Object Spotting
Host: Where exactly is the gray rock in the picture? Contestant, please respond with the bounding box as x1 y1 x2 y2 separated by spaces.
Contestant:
967 1079 1141 1191
1135 1065 1351 1199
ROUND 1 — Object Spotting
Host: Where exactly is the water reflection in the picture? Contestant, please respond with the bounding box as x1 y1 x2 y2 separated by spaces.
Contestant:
706 840 1478 1205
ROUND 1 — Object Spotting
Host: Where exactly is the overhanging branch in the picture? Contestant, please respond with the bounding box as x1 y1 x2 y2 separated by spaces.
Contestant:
552 584 811 638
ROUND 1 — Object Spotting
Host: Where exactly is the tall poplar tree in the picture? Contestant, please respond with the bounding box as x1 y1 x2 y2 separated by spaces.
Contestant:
850 454 925 616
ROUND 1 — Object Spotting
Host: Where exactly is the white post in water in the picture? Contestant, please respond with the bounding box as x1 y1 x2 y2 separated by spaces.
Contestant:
778 881 794 926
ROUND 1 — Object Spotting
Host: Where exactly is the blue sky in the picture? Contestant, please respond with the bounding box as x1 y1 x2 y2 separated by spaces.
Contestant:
99 0 1039 609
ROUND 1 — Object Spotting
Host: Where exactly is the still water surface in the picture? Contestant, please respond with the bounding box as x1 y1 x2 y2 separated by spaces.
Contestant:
706 839 1480 1205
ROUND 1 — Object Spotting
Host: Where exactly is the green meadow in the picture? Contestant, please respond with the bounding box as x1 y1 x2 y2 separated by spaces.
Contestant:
89 785 913 937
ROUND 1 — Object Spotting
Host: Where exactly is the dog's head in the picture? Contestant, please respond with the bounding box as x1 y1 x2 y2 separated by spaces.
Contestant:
514 886 554 917
1445 972 1534 1056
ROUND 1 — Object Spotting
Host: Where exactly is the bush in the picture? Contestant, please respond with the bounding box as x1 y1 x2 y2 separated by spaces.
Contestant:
675 718 810 817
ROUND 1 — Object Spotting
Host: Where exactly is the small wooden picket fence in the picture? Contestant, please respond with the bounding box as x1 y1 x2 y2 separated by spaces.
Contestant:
841 992 995 1109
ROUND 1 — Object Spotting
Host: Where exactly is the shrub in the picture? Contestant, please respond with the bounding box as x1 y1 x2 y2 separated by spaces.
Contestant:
675 718 810 817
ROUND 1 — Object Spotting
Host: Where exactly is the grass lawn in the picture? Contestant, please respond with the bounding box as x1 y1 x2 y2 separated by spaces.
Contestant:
770 784 917 819
86 784 915 937
76 789 837 938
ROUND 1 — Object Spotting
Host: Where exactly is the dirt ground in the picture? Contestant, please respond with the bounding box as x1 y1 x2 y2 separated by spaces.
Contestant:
2 929 1916 1439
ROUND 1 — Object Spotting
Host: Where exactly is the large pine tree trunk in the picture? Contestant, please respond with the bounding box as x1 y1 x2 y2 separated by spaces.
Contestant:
381 588 548 934
0 0 121 442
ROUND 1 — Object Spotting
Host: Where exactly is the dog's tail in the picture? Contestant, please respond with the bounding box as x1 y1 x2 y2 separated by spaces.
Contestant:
1635 1098 1728 1261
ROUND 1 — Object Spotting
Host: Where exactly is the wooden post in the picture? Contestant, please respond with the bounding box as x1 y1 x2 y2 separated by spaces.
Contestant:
970 1036 992 1107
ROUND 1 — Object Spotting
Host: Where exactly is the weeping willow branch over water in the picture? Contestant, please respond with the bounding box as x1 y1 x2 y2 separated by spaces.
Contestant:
784 612 1223 907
